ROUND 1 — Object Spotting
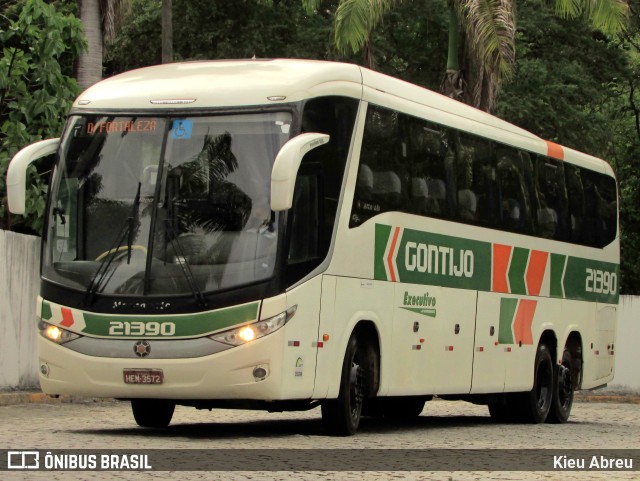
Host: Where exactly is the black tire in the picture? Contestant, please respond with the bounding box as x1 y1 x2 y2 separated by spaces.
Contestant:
382 397 427 418
131 399 175 428
322 335 366 436
513 343 554 423
547 349 574 423
488 394 517 422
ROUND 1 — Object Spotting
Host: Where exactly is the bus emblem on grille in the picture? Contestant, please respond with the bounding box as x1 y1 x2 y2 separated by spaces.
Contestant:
134 340 151 357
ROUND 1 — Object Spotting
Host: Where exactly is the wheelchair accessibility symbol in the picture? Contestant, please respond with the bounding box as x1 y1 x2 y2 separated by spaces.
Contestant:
171 119 192 140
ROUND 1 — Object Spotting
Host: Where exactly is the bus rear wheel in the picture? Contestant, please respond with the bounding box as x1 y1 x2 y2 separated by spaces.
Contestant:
513 343 554 423
322 335 366 436
131 399 175 428
547 349 574 423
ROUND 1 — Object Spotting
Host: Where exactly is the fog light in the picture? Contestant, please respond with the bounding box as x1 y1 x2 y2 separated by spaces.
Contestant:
40 363 49 377
253 366 268 380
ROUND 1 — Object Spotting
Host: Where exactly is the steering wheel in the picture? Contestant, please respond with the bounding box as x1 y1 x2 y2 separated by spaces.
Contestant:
95 245 148 261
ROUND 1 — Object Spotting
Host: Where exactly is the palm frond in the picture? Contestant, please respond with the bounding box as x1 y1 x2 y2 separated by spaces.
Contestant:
457 0 515 81
302 0 323 15
554 0 629 35
334 0 401 55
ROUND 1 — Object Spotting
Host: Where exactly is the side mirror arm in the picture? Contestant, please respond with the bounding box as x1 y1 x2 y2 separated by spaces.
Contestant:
7 138 60 215
270 133 329 211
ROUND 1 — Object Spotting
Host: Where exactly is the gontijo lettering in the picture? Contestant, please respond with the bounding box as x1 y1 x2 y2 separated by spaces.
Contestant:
405 241 474 278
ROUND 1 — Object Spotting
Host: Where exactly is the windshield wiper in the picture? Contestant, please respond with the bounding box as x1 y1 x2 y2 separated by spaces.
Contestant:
164 219 207 308
83 217 132 305
83 183 142 305
127 183 141 263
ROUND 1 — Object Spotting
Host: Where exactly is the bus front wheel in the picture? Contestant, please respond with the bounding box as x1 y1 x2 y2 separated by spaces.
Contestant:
321 335 366 436
131 399 175 428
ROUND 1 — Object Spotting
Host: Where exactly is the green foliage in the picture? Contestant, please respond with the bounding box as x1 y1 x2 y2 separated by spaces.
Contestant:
105 0 339 74
496 0 640 293
0 0 85 234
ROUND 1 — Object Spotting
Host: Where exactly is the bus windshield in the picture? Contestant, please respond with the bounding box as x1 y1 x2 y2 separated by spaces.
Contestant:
43 112 292 299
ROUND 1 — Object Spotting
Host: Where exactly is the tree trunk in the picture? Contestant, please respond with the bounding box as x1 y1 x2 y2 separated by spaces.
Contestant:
441 6 464 103
162 0 173 64
75 0 103 91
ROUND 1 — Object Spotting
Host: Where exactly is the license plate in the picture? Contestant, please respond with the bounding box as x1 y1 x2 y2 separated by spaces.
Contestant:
123 368 164 384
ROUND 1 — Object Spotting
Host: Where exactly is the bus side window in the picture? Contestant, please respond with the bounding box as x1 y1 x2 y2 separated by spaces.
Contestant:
350 104 404 225
535 156 569 241
583 170 617 247
408 118 450 219
565 163 586 244
496 146 534 234
452 134 498 227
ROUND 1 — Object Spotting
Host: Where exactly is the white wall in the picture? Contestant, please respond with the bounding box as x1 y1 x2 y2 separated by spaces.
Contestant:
611 295 640 392
0 230 40 388
0 231 639 392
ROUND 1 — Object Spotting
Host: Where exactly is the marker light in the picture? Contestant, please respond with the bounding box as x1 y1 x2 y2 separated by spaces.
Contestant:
210 305 297 346
39 321 80 344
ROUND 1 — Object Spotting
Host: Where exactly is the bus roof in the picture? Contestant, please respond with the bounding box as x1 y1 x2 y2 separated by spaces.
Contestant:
74 59 612 176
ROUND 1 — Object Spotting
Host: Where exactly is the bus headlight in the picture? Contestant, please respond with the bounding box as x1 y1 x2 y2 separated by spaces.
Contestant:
39 321 80 344
210 305 297 346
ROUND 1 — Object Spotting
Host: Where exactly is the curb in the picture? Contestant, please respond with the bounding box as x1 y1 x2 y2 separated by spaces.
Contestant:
0 392 112 407
2 391 639 406
574 393 640 404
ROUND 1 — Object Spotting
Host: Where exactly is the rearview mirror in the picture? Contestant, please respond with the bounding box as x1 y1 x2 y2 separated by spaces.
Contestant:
270 133 329 211
7 138 60 215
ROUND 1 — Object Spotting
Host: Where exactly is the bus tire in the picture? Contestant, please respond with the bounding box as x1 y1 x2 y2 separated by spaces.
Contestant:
547 349 574 423
514 343 554 423
321 334 365 436
488 394 517 422
131 399 175 428
383 397 427 418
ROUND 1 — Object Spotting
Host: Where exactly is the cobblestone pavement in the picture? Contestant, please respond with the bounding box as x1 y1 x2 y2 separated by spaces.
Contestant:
1 399 638 480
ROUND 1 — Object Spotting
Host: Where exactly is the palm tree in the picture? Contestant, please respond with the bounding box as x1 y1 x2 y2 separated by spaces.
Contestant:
75 0 127 90
162 0 173 63
304 0 630 113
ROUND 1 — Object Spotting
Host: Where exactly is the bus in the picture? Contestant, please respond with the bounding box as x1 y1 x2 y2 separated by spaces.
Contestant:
7 59 619 435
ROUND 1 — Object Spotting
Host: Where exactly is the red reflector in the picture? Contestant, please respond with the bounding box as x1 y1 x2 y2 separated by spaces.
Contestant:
476 347 484 352
505 347 512 352
313 341 324 348
419 338 425 343
288 341 300 347
412 345 421 350
445 346 454 351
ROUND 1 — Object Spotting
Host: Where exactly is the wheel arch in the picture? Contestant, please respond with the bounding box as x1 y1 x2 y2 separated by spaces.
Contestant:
351 320 381 397
538 329 558 362
328 318 381 398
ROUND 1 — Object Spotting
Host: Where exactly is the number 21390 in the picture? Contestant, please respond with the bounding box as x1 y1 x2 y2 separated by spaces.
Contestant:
108 321 175 336
585 268 617 295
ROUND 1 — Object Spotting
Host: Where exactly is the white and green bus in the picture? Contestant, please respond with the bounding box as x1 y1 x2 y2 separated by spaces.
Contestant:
7 60 618 435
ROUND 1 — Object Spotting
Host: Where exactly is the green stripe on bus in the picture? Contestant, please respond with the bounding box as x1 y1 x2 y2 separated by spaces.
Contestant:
374 223 393 281
499 298 518 344
550 253 566 299
508 247 529 295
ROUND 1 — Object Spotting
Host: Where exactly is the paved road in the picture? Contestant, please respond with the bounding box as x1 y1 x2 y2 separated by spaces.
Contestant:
1 398 638 480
